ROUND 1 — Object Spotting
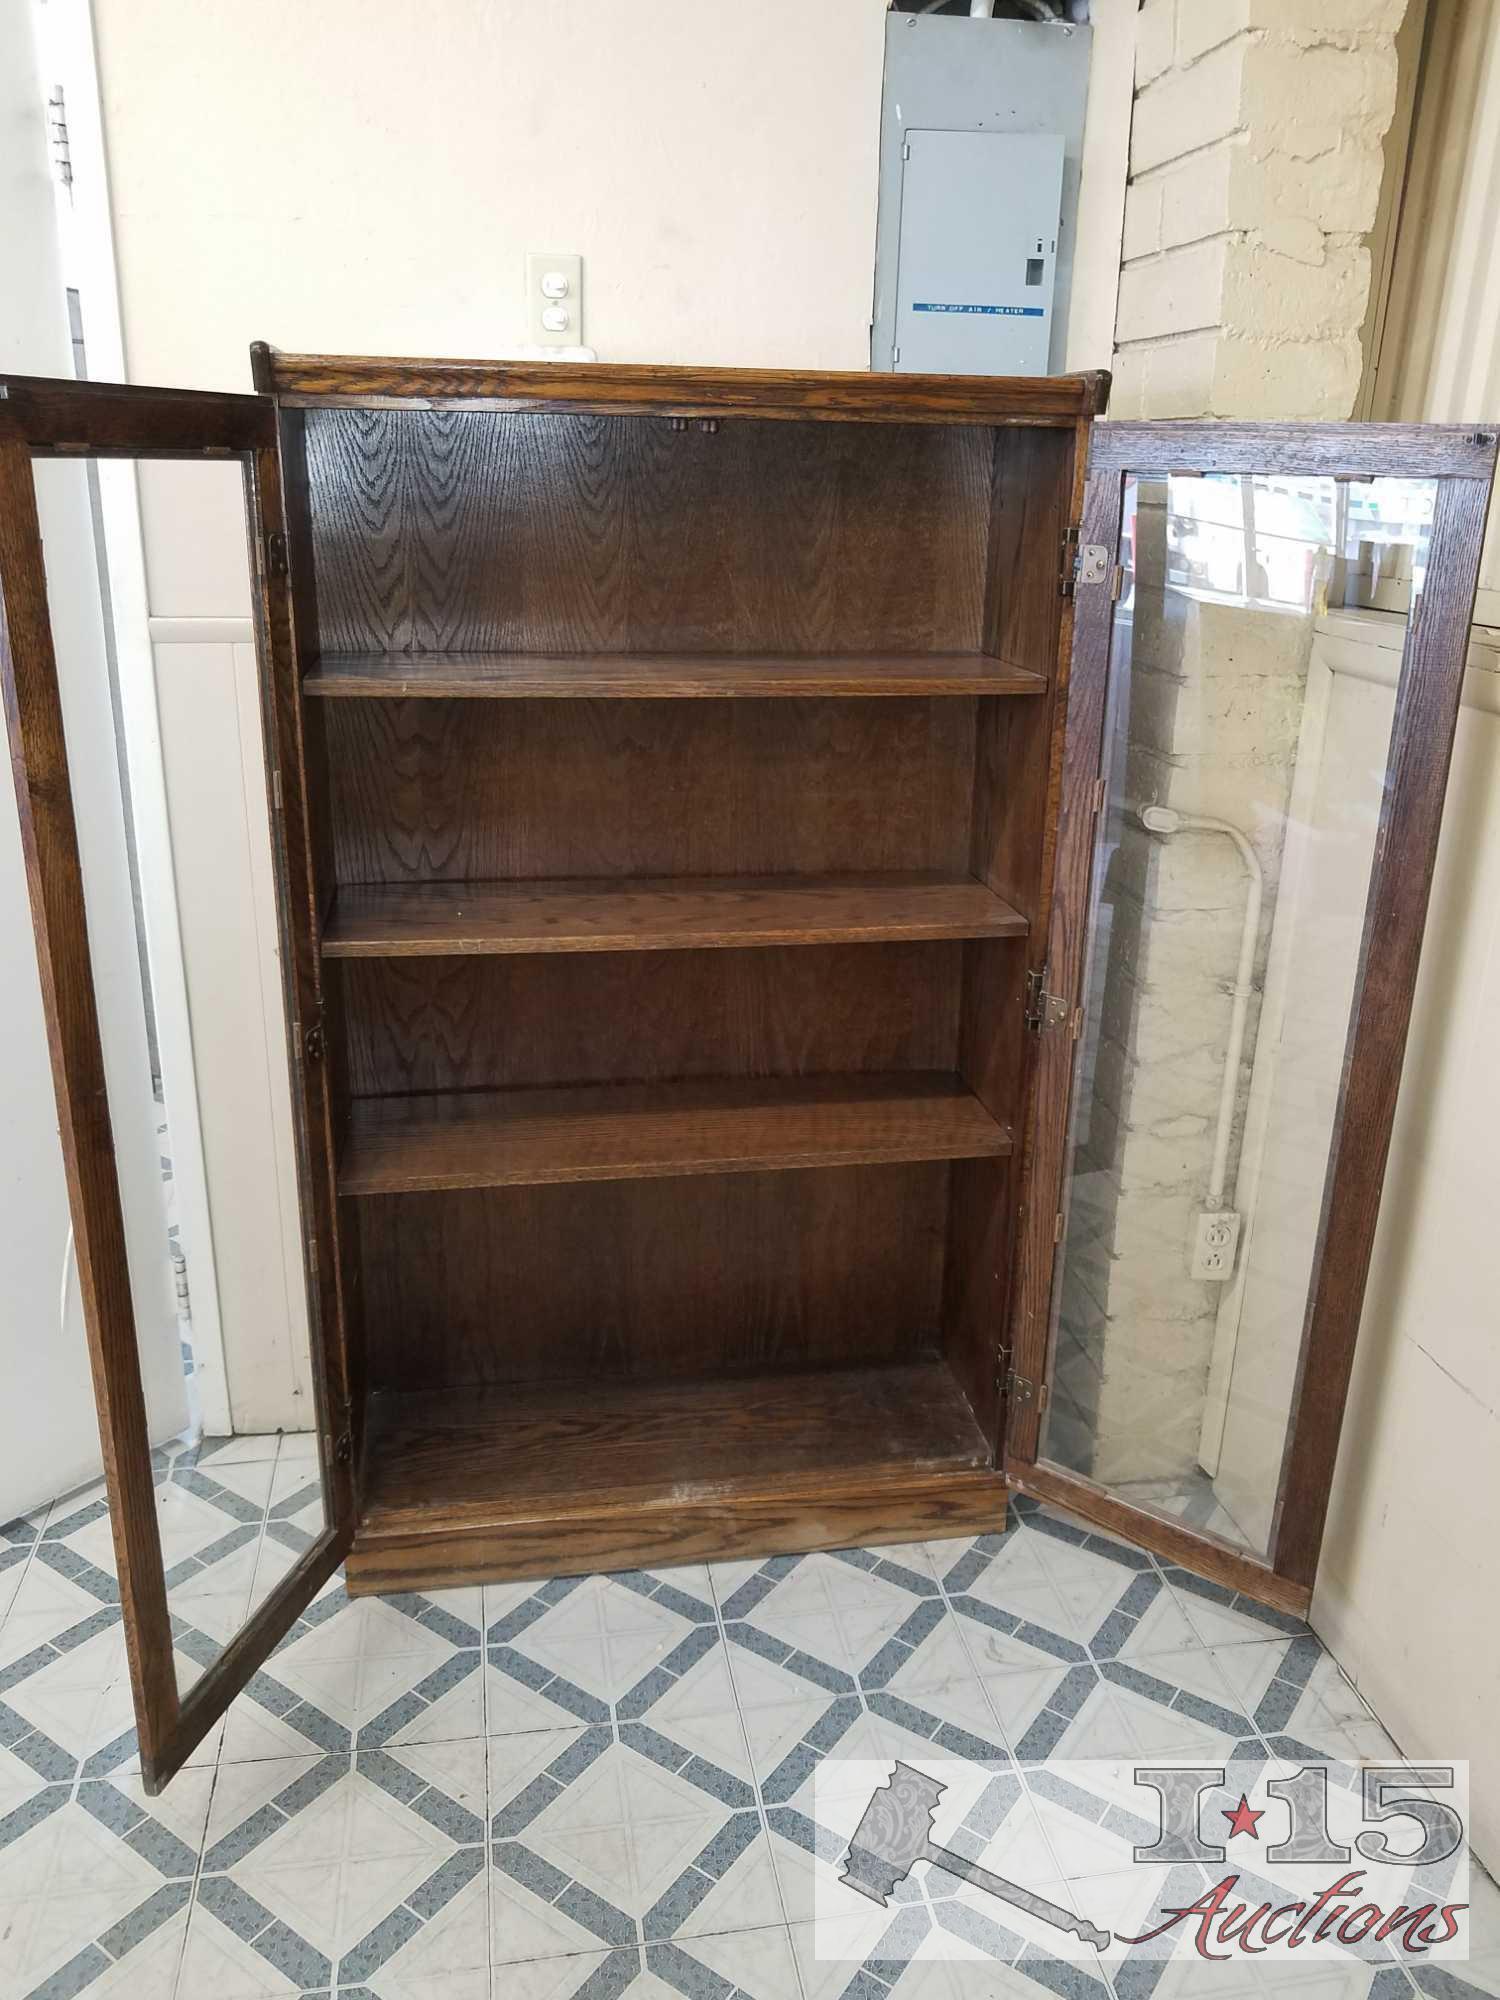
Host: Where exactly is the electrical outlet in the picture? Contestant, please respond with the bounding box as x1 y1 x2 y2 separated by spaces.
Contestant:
526 252 583 347
1191 1208 1241 1282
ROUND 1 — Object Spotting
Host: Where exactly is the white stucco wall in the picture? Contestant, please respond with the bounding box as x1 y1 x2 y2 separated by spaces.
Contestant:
92 0 890 387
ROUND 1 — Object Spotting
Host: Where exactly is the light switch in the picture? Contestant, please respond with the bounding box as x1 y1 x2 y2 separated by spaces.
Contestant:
526 252 583 347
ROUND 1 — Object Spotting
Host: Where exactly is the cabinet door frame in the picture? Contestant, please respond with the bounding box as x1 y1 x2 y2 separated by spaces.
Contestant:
0 375 354 1791
1005 418 1497 1616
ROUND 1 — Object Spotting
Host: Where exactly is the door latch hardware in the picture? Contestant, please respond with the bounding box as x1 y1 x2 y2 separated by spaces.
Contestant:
265 529 288 577
1025 966 1069 1035
334 1432 352 1466
303 1021 324 1062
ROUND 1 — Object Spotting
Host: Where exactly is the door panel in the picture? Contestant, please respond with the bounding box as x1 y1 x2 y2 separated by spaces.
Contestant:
1008 421 1496 1610
0 380 352 1790
893 130 1064 376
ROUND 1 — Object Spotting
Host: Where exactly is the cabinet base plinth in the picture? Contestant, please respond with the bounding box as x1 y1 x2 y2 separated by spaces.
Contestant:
345 1469 1007 1594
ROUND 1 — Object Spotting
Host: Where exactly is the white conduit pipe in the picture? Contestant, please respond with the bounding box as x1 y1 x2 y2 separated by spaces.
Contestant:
1138 806 1263 1212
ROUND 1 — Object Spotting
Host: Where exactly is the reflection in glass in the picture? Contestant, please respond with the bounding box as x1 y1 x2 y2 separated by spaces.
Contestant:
1042 473 1436 1555
33 453 327 1698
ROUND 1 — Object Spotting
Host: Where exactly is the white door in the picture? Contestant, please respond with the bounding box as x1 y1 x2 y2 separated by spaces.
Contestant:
0 1 186 1521
27 0 313 1446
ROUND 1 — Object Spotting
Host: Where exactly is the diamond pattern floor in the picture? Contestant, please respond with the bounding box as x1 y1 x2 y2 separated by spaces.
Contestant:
0 1433 1493 1999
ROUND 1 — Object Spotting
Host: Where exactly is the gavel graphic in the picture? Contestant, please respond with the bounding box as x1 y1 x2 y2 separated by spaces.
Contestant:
840 1761 1111 1952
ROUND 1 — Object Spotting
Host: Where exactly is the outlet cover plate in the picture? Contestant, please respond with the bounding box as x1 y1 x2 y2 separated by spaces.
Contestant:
526 251 583 348
1191 1208 1241 1283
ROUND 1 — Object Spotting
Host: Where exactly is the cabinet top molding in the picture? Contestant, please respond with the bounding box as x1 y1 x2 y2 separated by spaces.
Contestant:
249 343 1111 425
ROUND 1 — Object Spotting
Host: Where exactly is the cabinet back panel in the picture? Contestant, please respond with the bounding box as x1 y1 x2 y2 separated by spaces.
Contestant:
338 942 963 1097
323 697 977 884
353 1163 949 1392
304 409 993 656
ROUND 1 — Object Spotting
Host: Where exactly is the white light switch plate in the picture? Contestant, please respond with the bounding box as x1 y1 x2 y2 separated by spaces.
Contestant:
526 252 583 348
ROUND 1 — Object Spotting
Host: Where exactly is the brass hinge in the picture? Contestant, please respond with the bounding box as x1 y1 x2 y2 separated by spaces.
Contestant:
1025 965 1069 1035
1058 524 1080 598
1061 530 1113 599
1005 1368 1049 1412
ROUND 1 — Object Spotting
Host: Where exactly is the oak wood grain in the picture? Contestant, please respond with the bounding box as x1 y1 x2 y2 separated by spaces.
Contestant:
302 410 996 659
1089 418 1496 479
303 651 1045 699
0 372 273 456
346 1469 1008 1593
336 942 964 1097
322 872 1027 958
262 348 1108 425
1003 467 1123 1468
246 440 358 1523
361 1361 991 1529
338 1072 1012 1195
322 696 977 884
946 424 1079 1445
355 1165 949 1391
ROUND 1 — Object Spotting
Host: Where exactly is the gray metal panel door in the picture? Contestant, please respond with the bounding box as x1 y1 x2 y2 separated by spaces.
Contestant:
892 129 1065 375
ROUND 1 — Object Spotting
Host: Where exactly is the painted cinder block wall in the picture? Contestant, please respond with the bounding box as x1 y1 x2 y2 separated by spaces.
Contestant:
1112 0 1404 421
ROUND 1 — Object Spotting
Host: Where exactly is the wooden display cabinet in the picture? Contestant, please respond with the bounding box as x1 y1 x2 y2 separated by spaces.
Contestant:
0 355 1492 1789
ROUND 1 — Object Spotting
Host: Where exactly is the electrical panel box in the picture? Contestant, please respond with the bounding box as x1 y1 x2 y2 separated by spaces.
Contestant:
873 13 1092 376
892 130 1064 375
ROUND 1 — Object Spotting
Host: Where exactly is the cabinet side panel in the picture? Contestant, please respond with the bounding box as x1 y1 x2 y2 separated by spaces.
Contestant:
301 410 996 657
258 425 364 1493
944 425 1078 1443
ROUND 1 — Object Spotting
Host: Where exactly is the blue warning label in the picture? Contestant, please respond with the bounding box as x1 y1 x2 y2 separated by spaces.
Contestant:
912 303 1044 317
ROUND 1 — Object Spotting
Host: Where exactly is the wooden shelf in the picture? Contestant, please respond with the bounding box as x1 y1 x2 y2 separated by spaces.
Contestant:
302 650 1046 700
362 1362 989 1530
321 872 1029 959
339 1072 1012 1196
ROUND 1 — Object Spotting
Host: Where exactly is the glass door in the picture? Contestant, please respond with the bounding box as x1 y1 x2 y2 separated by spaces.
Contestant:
0 375 353 1790
1006 420 1496 1612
